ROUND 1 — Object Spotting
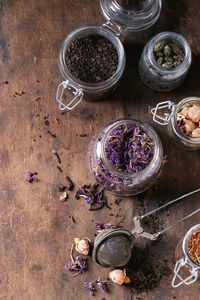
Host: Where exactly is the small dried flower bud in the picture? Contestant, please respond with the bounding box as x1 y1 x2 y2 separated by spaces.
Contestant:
109 269 130 285
180 107 189 118
164 45 172 56
154 41 166 52
59 192 68 202
157 57 164 65
184 119 196 135
74 238 90 255
191 128 200 138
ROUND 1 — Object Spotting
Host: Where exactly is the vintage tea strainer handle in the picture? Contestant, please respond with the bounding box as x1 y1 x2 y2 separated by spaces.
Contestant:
172 258 199 288
56 80 84 111
132 188 200 241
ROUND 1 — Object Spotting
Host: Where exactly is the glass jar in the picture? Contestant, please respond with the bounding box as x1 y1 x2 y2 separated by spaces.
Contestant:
100 0 162 43
56 0 162 112
88 118 164 196
172 224 200 288
151 97 200 150
138 32 192 92
56 25 126 111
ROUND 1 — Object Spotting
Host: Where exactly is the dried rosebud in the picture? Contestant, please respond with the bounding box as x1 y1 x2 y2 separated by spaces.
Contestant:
74 238 90 255
187 104 200 123
180 107 189 118
184 119 196 135
192 128 200 137
109 269 130 285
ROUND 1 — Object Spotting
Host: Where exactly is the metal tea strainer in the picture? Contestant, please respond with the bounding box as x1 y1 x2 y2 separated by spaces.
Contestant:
92 188 200 268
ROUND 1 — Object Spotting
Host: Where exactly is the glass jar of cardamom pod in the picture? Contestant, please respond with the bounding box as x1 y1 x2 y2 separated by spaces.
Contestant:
151 97 200 150
172 224 200 288
139 32 192 91
88 118 164 196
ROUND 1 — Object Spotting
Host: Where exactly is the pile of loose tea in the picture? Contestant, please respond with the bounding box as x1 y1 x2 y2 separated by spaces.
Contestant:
65 35 118 83
177 104 200 137
105 125 154 173
153 40 185 69
188 229 200 264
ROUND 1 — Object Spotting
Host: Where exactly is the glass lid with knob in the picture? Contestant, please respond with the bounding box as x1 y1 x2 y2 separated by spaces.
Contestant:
100 0 162 32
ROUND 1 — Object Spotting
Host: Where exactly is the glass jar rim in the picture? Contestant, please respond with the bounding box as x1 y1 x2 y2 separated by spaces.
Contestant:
58 25 126 93
147 31 192 76
100 118 162 179
182 224 200 267
171 97 200 145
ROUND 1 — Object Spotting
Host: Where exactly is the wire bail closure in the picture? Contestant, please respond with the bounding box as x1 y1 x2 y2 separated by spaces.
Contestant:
172 258 199 288
56 80 84 111
151 100 175 125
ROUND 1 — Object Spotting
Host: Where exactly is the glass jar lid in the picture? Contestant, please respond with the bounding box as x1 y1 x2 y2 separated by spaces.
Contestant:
100 0 162 31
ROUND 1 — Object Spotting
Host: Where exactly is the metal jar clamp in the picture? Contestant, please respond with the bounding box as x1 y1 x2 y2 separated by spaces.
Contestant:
172 224 200 288
151 100 175 125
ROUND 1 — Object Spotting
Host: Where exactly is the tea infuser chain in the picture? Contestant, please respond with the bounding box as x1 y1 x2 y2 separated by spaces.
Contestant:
132 188 200 241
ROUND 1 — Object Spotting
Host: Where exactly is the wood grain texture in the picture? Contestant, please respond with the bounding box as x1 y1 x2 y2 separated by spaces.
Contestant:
0 0 200 299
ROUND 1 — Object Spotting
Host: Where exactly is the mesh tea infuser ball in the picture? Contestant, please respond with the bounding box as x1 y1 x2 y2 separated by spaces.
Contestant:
93 228 133 267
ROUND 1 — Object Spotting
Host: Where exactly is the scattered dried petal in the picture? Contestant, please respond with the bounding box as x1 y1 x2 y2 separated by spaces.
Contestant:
59 192 68 202
26 172 38 183
66 176 74 191
57 165 63 173
69 215 75 223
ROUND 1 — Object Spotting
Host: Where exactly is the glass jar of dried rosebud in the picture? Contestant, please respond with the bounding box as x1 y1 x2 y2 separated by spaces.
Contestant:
172 224 200 288
56 25 126 111
88 118 163 196
151 97 200 150
139 32 192 91
100 0 162 43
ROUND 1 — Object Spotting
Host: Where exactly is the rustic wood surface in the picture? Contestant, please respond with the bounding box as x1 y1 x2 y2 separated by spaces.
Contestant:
0 0 200 299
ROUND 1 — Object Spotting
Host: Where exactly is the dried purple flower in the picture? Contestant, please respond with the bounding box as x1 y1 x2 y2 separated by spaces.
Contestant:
97 279 110 292
95 222 117 232
105 125 154 173
84 279 110 296
64 256 88 274
84 281 96 296
75 183 105 210
26 172 38 183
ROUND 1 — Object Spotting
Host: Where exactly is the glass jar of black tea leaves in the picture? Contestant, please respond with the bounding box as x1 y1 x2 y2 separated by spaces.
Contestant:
56 0 162 112
88 118 164 196
139 32 192 92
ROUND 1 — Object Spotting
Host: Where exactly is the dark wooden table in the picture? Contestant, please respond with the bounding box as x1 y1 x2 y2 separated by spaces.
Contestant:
0 0 200 299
